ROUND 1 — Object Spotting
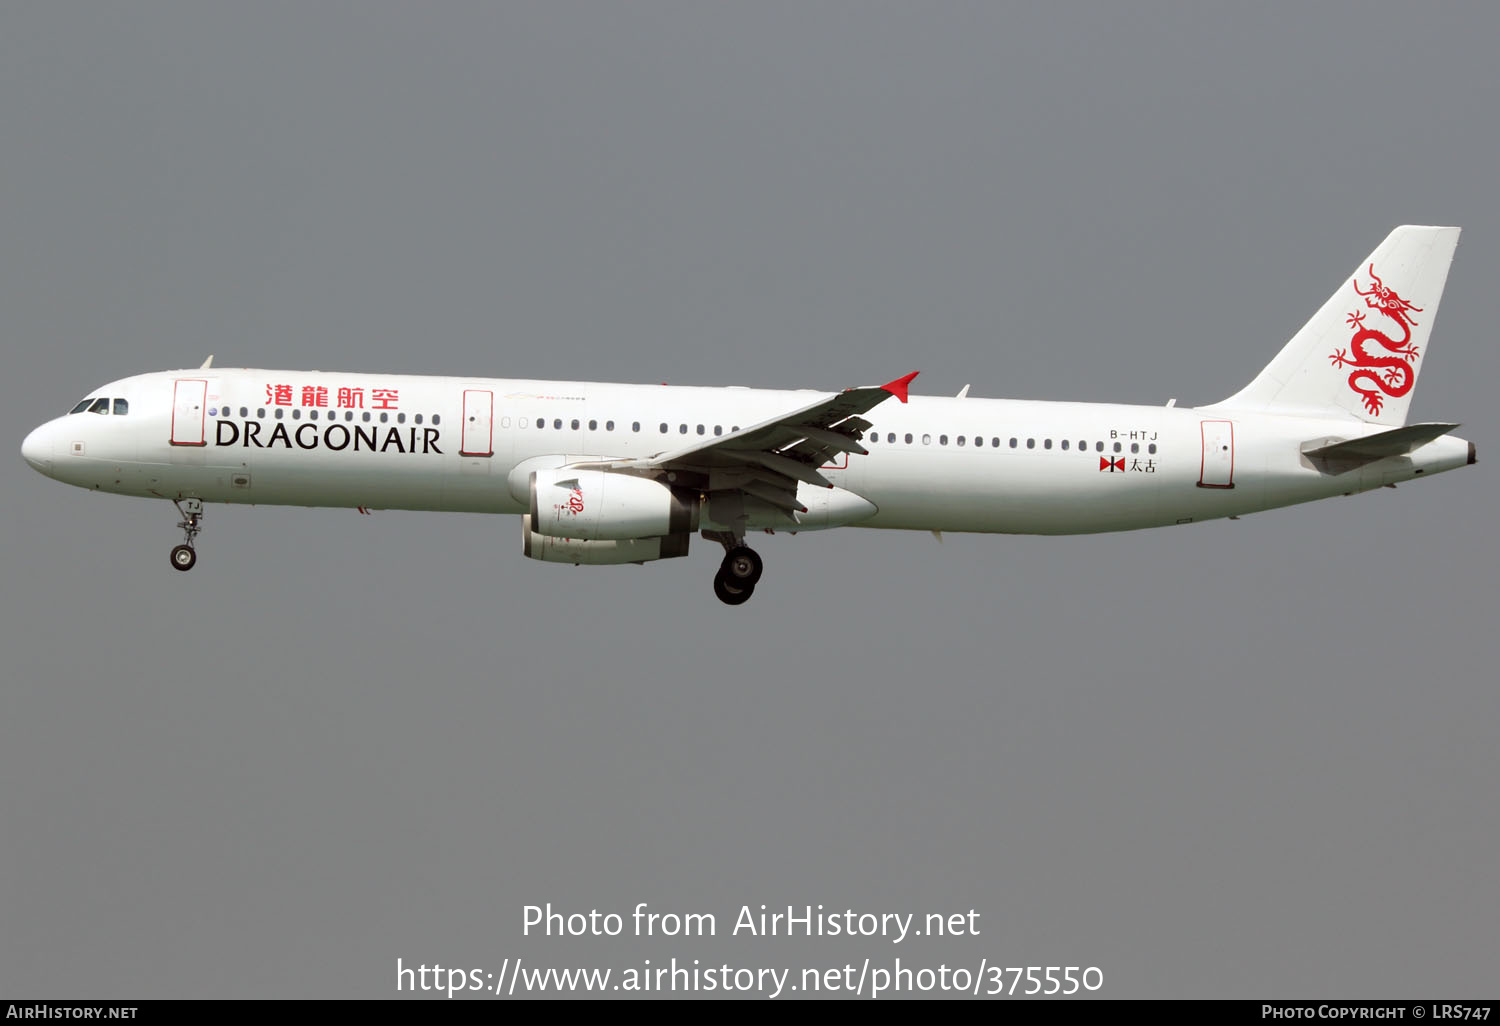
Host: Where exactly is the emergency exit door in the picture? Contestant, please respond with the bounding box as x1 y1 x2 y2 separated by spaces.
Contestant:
460 389 494 456
1198 419 1235 488
170 379 208 446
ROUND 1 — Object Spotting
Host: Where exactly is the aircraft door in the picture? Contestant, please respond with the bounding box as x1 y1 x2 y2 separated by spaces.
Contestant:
461 389 494 457
1198 420 1234 488
170 379 208 446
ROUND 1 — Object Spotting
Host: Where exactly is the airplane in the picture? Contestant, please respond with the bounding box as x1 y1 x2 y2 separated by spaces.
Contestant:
21 225 1475 606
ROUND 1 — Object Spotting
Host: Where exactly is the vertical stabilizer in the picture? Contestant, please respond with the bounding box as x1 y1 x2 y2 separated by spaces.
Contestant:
1208 226 1459 425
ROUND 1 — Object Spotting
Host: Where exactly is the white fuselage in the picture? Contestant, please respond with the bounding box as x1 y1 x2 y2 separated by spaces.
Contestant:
21 368 1473 536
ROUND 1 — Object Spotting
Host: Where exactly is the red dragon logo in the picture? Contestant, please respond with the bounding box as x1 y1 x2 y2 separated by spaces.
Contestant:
1329 264 1422 416
555 487 585 516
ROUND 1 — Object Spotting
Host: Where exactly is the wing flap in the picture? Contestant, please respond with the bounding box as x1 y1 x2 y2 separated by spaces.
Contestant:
720 449 835 489
737 479 808 513
785 423 870 456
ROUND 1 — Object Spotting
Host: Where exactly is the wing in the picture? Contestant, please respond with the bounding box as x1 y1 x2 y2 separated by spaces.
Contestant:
603 371 917 521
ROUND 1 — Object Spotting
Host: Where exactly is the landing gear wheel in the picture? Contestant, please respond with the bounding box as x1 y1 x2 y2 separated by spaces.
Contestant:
721 546 763 587
170 498 204 573
713 570 754 606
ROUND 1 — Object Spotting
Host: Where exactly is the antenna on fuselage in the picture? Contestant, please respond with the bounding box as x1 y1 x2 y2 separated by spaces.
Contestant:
199 355 215 369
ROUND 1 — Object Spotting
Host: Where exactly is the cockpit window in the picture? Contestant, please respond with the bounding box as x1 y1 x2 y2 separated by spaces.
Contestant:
113 398 129 416
87 398 110 415
70 398 94 414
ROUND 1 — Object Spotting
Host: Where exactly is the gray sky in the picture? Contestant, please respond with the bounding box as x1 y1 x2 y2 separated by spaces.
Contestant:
1 2 1495 999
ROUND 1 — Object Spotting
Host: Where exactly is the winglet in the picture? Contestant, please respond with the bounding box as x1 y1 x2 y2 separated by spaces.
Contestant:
881 371 919 404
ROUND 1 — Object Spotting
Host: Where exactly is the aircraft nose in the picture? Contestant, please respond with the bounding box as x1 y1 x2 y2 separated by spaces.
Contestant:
21 422 53 473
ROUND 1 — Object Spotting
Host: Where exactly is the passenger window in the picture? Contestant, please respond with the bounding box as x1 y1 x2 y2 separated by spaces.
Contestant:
415 414 423 424
606 421 614 431
588 420 597 431
71 398 94 414
276 408 286 419
660 423 668 433
632 422 641 432
1113 442 1122 452
257 408 266 418
904 433 913 444
938 435 947 445
500 416 511 428
432 415 441 425
696 424 705 435
293 408 302 419
380 413 389 423
1009 437 1018 448
114 399 130 416
1044 439 1052 449
888 433 895 443
537 418 546 429
554 419 563 429
922 434 931 445
679 424 688 434
714 425 722 436
1026 438 1035 449
88 398 109 414
571 419 580 430
1095 441 1103 452
956 435 965 446
1061 440 1069 450
1131 443 1139 453
361 411 369 422
992 438 1000 447
1148 443 1157 454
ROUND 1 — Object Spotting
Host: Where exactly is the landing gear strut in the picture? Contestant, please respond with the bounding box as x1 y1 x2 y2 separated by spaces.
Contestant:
706 532 764 605
170 498 203 572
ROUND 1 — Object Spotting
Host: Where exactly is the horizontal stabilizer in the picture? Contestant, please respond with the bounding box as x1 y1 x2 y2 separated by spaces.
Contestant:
1301 422 1459 474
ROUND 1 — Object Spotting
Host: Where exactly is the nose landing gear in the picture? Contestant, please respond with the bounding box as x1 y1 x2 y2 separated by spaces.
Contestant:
707 532 764 606
169 498 203 572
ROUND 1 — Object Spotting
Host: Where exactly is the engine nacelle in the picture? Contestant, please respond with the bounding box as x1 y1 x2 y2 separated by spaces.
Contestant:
522 515 691 565
529 468 699 540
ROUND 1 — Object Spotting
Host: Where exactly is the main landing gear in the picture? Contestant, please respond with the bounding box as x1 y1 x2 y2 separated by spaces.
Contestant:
707 532 764 606
169 497 203 572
